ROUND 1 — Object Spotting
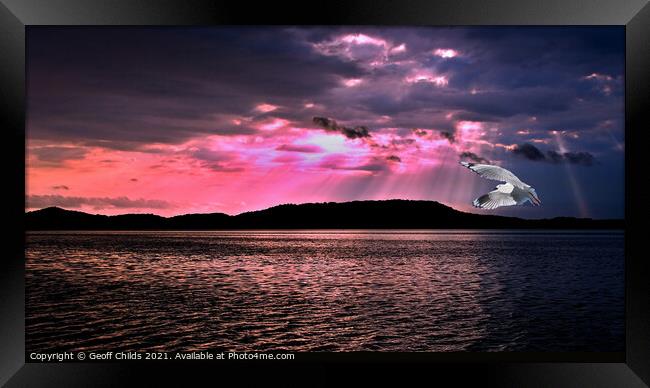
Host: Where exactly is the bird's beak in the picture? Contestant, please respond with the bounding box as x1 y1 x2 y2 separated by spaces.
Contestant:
529 192 541 206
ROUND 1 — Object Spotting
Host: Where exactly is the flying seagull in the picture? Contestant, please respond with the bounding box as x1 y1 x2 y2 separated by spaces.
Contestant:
460 162 541 209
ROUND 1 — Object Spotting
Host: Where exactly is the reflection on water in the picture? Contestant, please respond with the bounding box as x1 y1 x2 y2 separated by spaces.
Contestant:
26 230 624 352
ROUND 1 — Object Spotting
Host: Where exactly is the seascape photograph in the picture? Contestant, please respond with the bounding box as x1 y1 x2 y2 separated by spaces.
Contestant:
25 26 625 354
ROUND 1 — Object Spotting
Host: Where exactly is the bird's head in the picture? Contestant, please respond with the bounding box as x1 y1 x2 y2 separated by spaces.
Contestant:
528 188 541 206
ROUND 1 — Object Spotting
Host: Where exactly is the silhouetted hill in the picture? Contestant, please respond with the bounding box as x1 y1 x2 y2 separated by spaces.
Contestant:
26 207 111 230
168 213 231 229
25 200 624 230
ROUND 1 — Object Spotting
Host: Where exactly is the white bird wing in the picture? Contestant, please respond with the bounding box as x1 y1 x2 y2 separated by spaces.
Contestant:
460 162 527 189
473 184 518 209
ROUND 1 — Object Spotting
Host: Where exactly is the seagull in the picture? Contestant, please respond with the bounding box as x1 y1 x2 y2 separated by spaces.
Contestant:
460 161 541 209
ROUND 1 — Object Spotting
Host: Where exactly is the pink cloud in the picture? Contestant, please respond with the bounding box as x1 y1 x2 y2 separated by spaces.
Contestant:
271 154 304 163
256 118 290 131
25 130 485 216
456 121 485 138
389 43 406 54
342 78 363 87
312 33 407 68
583 73 614 81
318 153 387 174
27 194 175 211
276 144 324 153
25 113 500 217
581 73 618 95
254 103 278 113
341 33 387 46
433 48 459 58
405 72 448 86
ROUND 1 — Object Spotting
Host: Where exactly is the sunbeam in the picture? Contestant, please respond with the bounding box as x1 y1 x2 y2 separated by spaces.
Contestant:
554 132 590 218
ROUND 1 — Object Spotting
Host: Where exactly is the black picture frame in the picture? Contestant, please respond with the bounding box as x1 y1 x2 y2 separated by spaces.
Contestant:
1 0 648 386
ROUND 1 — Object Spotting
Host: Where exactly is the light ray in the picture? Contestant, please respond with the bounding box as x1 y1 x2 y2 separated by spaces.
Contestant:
554 132 589 218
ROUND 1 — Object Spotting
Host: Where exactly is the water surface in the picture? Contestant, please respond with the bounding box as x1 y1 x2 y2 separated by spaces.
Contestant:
26 230 624 352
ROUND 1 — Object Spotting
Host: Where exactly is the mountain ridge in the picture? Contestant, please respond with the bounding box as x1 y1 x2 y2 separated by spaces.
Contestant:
25 200 623 230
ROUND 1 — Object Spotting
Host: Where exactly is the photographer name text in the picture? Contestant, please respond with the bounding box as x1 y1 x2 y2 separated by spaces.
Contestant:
29 351 295 362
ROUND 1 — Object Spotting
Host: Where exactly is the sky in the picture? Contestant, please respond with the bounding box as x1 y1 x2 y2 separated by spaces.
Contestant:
26 27 625 219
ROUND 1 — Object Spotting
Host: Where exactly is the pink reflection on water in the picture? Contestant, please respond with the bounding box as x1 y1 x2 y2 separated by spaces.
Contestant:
27 231 503 352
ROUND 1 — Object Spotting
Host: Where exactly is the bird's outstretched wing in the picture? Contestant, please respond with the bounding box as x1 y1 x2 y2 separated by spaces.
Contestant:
460 162 527 189
473 187 518 209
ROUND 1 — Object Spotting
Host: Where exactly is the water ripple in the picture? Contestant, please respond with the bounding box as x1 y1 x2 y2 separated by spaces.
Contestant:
26 230 624 352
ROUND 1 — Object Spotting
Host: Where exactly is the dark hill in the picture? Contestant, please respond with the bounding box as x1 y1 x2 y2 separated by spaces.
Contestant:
168 213 231 229
26 207 111 230
25 200 624 230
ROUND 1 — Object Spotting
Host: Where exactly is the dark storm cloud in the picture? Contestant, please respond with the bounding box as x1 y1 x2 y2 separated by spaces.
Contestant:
30 146 88 165
548 150 596 166
402 86 576 119
546 150 565 163
463 27 624 75
512 143 596 166
439 131 456 143
27 27 366 148
459 152 489 164
312 117 371 139
512 143 547 161
391 138 415 146
28 195 174 210
452 111 499 123
563 152 595 166
28 27 623 151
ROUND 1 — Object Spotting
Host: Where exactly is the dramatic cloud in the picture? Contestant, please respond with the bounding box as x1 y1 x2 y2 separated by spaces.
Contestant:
31 146 87 166
547 150 596 166
412 129 428 137
254 103 279 113
512 143 596 166
188 148 244 172
318 154 388 172
27 195 174 210
276 144 324 153
512 143 546 161
311 32 406 67
439 131 455 143
459 152 489 164
433 48 459 58
27 28 365 149
312 117 371 139
25 27 624 218
564 152 596 166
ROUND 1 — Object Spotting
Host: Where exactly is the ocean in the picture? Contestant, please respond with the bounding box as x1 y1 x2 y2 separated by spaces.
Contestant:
26 230 624 353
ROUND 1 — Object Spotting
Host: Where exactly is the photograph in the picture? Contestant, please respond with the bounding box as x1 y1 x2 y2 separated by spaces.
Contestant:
24 26 626 355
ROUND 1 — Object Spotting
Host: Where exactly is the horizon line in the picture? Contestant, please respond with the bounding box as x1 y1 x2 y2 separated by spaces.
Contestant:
25 199 623 221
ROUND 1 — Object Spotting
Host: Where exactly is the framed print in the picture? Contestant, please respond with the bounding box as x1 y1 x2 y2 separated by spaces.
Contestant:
1 0 648 386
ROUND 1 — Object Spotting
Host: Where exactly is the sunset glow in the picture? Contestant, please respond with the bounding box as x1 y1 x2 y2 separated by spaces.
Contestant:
433 48 459 58
26 27 625 218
